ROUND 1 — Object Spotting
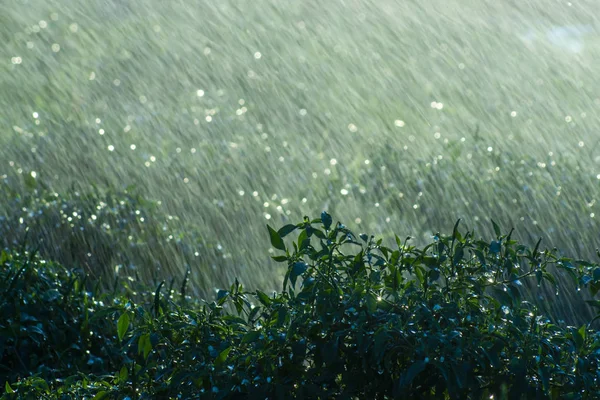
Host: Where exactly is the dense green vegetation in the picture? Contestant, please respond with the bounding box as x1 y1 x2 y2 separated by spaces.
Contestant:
3 1 600 398
3 0 600 329
2 213 600 399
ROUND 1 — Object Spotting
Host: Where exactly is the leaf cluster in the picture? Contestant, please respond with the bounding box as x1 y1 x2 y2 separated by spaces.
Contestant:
2 214 600 399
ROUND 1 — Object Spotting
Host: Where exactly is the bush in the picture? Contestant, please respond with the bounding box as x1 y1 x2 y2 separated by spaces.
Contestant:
0 178 220 298
2 213 600 399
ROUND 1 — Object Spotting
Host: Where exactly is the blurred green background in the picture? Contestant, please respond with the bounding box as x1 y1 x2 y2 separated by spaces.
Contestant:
2 0 600 320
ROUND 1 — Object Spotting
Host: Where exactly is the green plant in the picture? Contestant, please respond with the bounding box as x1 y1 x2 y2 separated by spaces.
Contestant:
2 214 600 399
0 179 222 299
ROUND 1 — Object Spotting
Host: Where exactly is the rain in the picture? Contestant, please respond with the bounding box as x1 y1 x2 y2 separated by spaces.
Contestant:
2 0 600 307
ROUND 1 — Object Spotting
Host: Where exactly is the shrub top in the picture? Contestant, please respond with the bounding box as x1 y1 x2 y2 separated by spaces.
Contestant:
2 213 600 399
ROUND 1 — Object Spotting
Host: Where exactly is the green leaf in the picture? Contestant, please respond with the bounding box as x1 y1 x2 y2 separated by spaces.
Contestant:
474 249 487 266
366 292 378 314
242 330 261 344
489 240 501 254
298 229 310 250
154 281 165 317
578 325 587 344
248 306 261 322
395 234 403 248
256 290 272 306
217 289 229 302
92 391 109 400
0 250 8 265
453 246 464 265
491 219 501 237
532 237 542 259
289 262 308 288
571 325 585 351
138 333 152 360
119 365 129 383
267 225 286 251
321 211 332 230
402 360 427 387
5 381 14 394
451 219 461 248
536 270 543 286
390 250 401 266
271 255 288 262
214 347 232 367
277 307 288 327
277 224 297 238
117 312 130 342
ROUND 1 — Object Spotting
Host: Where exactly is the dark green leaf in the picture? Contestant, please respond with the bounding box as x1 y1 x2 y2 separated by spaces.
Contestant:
214 347 232 367
277 224 297 238
532 237 542 259
267 225 286 251
366 292 377 314
298 229 310 250
217 289 229 301
119 365 128 383
138 333 152 360
390 250 401 265
256 290 272 307
491 219 501 237
536 270 542 287
321 211 332 230
92 392 109 400
289 262 308 288
248 306 261 322
453 246 464 265
490 240 501 254
154 281 164 317
117 313 130 342
452 219 461 243
242 330 261 344
402 360 427 387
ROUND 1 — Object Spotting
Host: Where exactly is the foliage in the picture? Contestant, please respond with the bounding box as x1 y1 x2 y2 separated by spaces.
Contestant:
2 214 600 399
0 178 222 298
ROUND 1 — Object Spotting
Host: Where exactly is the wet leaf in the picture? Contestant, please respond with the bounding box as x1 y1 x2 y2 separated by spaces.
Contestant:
117 313 130 342
267 224 286 251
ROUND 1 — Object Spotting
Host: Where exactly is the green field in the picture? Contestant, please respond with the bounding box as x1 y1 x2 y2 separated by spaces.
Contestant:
2 0 600 322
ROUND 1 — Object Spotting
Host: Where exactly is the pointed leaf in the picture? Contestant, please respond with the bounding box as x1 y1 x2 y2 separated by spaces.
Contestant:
491 220 501 238
92 392 109 400
453 246 464 265
0 250 8 265
214 347 232 367
366 292 378 314
277 224 297 238
267 225 286 251
117 313 130 342
402 360 427 387
321 211 333 230
119 365 129 382
154 281 164 317
490 240 501 254
289 262 308 288
242 330 261 344
256 290 272 307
